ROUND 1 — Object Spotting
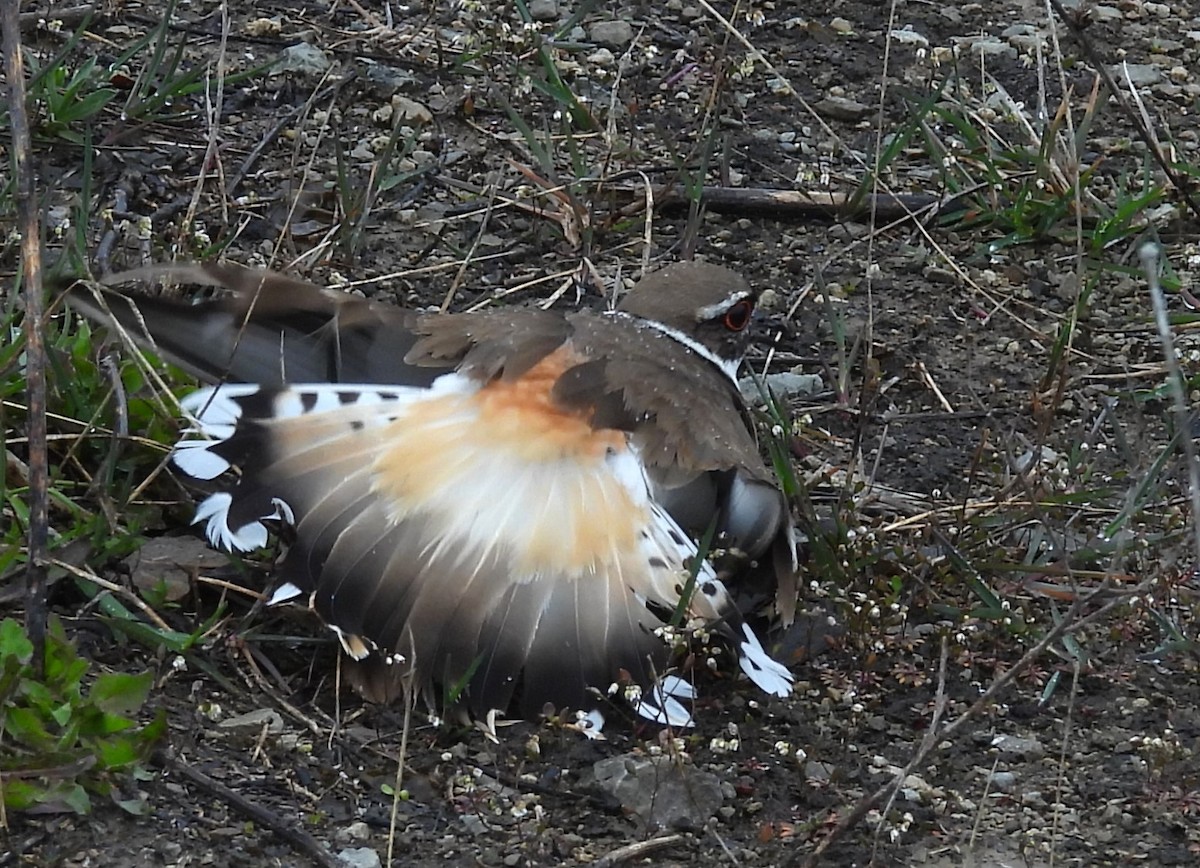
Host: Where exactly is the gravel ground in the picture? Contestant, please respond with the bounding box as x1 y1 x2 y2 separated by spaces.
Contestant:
5 1 1200 865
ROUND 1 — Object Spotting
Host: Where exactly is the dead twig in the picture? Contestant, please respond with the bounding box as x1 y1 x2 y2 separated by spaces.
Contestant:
48 558 174 633
440 173 502 312
3 0 50 673
153 748 342 868
593 834 686 868
237 642 327 737
611 183 944 224
16 4 95 30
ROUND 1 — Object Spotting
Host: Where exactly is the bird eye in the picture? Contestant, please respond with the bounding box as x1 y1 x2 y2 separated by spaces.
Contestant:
723 300 753 332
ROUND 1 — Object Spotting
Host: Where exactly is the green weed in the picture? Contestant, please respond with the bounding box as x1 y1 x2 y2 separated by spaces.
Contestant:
113 0 273 125
24 54 116 144
0 617 165 815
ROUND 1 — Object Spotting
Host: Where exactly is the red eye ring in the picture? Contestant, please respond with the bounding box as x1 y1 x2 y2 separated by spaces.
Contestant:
723 300 753 332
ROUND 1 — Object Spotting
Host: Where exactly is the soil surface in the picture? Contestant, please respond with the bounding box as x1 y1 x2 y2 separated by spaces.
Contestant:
5 1 1200 866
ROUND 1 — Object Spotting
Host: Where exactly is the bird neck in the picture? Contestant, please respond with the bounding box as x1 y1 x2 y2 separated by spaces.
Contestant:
609 311 743 385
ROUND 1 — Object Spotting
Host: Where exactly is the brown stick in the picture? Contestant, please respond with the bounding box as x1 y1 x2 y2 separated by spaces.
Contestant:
440 173 948 225
153 749 343 868
3 0 50 671
594 834 686 867
610 184 945 223
16 4 95 30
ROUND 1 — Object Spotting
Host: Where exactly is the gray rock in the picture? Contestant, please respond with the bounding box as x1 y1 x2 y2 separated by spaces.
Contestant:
587 47 616 67
1113 63 1162 87
591 754 723 830
955 36 1015 59
461 813 488 835
590 20 634 48
1089 4 1125 22
336 821 371 843
989 771 1018 793
1007 32 1045 53
217 708 284 732
363 61 418 92
528 0 559 21
1001 23 1038 38
337 848 381 868
805 760 835 782
1020 790 1047 807
815 95 873 121
391 95 433 125
991 734 1046 760
275 43 331 76
739 371 824 402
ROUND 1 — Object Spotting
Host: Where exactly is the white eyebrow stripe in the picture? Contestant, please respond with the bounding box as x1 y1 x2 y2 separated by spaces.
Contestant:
694 291 753 323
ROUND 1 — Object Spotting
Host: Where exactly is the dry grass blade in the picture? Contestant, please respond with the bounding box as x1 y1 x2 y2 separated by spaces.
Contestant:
1141 243 1200 565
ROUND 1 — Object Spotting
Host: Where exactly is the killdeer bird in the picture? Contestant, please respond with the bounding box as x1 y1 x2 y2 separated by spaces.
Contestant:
68 261 797 727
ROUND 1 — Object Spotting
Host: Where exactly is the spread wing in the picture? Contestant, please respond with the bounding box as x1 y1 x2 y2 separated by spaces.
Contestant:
65 263 437 387
175 371 790 719
65 263 795 720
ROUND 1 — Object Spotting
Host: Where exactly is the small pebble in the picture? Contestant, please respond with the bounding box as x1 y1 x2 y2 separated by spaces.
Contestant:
989 771 1017 793
587 48 615 66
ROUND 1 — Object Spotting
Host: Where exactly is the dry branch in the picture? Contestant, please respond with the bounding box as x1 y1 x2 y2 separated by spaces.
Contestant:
610 184 944 224
153 749 343 868
3 0 50 670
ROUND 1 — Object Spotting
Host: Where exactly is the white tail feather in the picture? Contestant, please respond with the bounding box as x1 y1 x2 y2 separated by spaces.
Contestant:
737 623 793 697
634 675 697 727
171 377 794 718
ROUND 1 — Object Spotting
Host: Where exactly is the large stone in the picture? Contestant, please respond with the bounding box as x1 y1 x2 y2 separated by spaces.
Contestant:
336 848 381 868
591 754 723 830
275 42 330 76
528 0 559 21
589 20 634 49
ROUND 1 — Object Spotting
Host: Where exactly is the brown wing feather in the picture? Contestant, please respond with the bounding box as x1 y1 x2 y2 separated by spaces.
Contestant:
65 263 436 386
558 313 791 557
406 311 572 382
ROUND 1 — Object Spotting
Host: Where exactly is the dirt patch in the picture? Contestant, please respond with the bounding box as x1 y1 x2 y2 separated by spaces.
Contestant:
5 1 1200 866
